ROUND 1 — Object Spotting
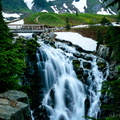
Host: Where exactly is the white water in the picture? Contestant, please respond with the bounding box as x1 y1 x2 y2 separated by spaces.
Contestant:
35 41 109 120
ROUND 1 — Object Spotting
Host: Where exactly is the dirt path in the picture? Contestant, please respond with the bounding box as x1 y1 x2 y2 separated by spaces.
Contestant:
35 16 40 23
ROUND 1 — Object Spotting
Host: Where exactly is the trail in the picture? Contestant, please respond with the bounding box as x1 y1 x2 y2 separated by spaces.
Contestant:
35 16 40 24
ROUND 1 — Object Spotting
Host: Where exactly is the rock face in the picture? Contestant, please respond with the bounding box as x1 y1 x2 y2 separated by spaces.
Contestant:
0 90 31 120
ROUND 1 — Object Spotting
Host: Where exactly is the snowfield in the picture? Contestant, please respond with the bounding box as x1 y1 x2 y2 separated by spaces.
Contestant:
24 0 33 9
55 32 97 51
72 0 87 13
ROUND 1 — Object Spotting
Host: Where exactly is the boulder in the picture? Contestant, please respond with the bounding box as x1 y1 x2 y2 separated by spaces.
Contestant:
0 90 31 120
97 45 110 60
96 57 106 71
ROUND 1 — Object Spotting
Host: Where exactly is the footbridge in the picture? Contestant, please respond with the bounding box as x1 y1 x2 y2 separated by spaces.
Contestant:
8 24 57 33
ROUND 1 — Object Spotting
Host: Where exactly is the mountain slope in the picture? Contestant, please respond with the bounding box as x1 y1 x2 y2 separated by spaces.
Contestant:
24 12 117 26
1 0 118 21
1 0 30 13
32 0 117 15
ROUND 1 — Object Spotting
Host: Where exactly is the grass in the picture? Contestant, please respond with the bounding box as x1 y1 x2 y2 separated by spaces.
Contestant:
24 12 118 27
70 26 109 41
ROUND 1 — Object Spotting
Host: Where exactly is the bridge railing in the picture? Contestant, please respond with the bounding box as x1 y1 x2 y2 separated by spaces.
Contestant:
8 24 60 33
8 24 46 30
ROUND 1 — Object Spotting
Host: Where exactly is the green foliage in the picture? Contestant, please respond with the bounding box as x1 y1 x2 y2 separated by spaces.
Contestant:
65 17 70 31
25 38 40 59
104 26 120 61
116 12 120 24
101 66 120 119
100 17 112 26
96 30 103 50
1 0 32 14
0 0 26 92
76 11 79 16
24 12 117 27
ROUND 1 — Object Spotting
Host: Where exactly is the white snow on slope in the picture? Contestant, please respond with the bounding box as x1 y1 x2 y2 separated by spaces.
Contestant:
8 19 24 29
97 8 116 15
51 5 59 13
97 8 111 15
72 0 87 12
24 0 33 9
9 19 24 24
55 32 97 51
2 12 21 18
63 3 68 9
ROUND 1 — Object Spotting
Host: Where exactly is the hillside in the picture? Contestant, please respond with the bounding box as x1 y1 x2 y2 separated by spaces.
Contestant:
1 0 32 20
24 12 117 27
1 0 118 19
32 0 117 14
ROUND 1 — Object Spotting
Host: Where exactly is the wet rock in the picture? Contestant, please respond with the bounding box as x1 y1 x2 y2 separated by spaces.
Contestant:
67 42 72 46
44 40 50 44
97 45 110 60
73 60 80 68
73 52 83 58
85 97 90 116
59 114 66 120
83 54 93 61
83 62 91 69
96 58 106 71
0 90 31 120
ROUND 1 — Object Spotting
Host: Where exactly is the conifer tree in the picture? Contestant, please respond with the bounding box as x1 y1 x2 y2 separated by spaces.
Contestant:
0 0 25 92
96 30 103 50
65 17 70 31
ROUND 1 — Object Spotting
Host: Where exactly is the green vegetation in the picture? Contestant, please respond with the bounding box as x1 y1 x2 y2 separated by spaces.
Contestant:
0 0 39 93
104 26 120 61
0 0 25 92
1 0 32 15
101 66 120 120
24 12 117 27
65 17 70 31
100 17 112 26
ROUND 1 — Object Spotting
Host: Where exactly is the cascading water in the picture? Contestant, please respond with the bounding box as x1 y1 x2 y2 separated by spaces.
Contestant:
35 41 109 120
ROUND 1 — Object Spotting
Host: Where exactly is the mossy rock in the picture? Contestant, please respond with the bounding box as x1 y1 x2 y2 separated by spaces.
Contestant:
73 60 80 68
83 62 91 69
96 58 106 71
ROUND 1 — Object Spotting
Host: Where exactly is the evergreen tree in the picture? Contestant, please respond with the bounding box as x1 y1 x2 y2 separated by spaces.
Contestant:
65 17 70 31
0 0 25 92
76 10 79 16
100 17 112 26
96 30 103 50
116 12 120 24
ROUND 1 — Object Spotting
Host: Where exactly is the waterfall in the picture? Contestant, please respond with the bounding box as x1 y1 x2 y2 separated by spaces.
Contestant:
35 41 109 120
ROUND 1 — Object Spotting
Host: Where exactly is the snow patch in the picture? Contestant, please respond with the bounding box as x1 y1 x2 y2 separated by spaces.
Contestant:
63 3 68 9
97 8 111 15
24 0 33 9
8 19 24 29
9 19 24 24
2 12 21 18
72 25 89 28
55 32 97 51
51 6 59 13
41 10 48 12
72 0 87 12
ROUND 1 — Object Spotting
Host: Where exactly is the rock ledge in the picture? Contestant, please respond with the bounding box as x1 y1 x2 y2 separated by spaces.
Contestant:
0 90 31 120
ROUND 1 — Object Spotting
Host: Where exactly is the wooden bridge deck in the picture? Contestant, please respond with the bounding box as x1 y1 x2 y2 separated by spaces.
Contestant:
8 24 57 33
